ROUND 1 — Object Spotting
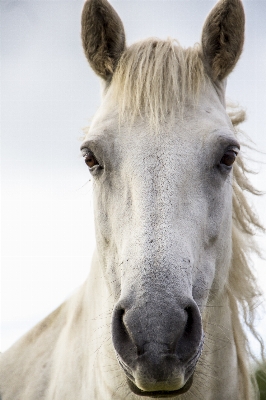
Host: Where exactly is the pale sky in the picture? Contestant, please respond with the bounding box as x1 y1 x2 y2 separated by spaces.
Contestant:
1 0 266 354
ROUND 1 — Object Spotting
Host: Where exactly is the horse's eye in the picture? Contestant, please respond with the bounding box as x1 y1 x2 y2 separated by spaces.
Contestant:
220 150 237 167
84 151 99 168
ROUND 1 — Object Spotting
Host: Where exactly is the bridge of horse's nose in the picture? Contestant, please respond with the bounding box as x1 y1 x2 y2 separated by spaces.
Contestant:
112 299 202 370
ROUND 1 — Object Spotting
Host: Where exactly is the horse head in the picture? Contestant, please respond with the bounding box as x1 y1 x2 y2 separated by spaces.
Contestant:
81 0 244 396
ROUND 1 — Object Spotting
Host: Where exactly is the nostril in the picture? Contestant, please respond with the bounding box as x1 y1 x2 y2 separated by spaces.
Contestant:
176 302 202 363
184 306 194 336
113 307 128 343
137 347 144 357
112 305 139 367
117 308 126 330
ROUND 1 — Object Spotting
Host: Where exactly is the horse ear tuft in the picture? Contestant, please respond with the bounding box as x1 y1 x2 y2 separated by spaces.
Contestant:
201 0 245 81
81 0 126 80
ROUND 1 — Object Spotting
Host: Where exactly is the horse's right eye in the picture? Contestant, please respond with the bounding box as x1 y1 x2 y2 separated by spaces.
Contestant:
84 151 99 168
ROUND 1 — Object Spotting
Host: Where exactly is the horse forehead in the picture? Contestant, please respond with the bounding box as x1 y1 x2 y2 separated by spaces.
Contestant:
86 92 232 157
114 115 230 155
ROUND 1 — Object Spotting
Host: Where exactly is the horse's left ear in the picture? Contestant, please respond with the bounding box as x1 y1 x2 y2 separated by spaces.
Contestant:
201 0 245 81
81 0 126 80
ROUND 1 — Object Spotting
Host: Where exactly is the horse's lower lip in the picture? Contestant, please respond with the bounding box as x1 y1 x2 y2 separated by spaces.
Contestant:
117 339 203 397
126 375 194 398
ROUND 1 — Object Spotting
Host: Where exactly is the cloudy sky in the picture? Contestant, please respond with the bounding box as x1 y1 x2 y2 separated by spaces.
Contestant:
1 0 266 354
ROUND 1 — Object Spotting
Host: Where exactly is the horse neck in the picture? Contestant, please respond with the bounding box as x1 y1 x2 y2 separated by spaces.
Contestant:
45 252 119 399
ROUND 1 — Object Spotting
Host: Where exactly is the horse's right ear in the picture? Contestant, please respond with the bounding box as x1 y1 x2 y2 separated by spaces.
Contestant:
81 0 126 80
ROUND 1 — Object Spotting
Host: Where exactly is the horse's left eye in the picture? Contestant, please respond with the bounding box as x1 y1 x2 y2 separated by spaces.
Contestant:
220 150 237 167
84 151 99 168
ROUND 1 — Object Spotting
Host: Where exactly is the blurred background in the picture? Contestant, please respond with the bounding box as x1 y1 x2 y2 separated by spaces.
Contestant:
1 0 266 371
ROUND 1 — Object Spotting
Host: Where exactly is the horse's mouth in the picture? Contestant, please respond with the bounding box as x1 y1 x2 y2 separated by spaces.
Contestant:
117 337 203 398
126 375 194 398
117 339 203 398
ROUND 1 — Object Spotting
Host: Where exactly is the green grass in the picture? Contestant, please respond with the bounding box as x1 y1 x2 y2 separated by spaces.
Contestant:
256 367 266 400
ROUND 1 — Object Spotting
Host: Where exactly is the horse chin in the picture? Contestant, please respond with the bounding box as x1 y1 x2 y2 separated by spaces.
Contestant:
126 375 194 398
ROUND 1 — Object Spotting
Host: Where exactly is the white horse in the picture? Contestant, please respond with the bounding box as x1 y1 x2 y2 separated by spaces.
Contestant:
0 0 264 399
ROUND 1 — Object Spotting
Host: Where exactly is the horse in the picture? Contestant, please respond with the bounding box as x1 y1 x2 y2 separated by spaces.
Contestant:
0 0 264 398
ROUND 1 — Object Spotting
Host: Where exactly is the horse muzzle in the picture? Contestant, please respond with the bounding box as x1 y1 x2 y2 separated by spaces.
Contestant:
112 297 204 396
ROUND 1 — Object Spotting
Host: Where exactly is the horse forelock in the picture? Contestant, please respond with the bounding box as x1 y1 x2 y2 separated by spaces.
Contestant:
110 38 209 129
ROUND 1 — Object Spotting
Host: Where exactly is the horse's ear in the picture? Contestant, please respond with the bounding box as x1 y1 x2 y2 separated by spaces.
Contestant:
81 0 126 80
201 0 245 81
